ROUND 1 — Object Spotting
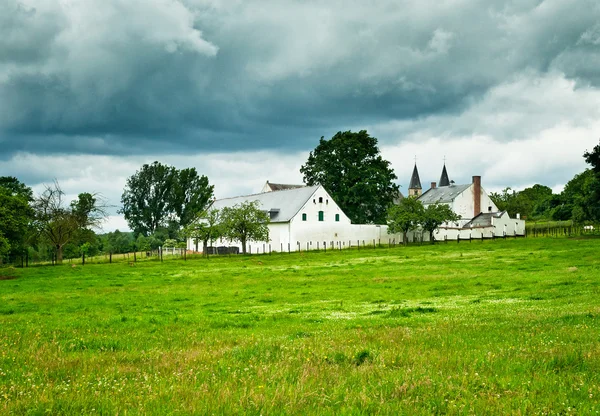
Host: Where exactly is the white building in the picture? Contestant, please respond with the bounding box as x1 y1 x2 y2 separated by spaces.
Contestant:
187 183 403 253
410 165 525 240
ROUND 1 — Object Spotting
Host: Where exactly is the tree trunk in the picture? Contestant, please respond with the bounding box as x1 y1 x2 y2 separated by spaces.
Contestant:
403 231 407 246
241 237 247 254
57 245 64 264
430 230 435 244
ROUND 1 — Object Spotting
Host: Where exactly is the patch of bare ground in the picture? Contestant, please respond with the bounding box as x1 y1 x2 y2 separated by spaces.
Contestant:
0 275 17 281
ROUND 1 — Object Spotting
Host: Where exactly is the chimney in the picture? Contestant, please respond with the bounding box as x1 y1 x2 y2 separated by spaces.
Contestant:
472 176 481 217
431 182 437 189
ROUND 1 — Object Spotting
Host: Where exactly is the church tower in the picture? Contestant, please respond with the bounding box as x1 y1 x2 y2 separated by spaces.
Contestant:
439 163 450 187
408 163 422 197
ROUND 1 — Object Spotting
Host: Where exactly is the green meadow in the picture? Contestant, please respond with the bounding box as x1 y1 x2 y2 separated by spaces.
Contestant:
1 238 599 415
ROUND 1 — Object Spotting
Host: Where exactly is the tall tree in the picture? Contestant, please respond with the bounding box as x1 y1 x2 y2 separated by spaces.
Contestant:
33 182 107 263
386 197 424 245
584 140 600 174
0 178 34 263
0 176 34 201
421 203 460 243
300 130 400 224
120 162 214 236
171 168 214 229
220 201 269 255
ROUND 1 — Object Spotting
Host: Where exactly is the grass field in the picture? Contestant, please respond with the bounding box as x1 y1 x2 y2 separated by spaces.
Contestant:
1 238 599 415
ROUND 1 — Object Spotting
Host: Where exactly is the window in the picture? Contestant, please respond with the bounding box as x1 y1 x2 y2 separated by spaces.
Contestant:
302 213 307 221
488 206 492 212
319 197 323 203
318 211 324 221
335 214 340 222
326 199 329 205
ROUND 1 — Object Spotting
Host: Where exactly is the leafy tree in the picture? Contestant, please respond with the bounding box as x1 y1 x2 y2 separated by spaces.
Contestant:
386 197 424 245
120 162 214 236
561 169 600 223
0 179 35 263
421 203 460 243
0 176 33 201
584 140 600 174
490 185 553 219
220 201 269 255
172 168 214 229
300 130 400 224
32 182 107 263
0 233 9 261
136 234 151 252
103 230 135 254
163 238 178 248
183 209 222 254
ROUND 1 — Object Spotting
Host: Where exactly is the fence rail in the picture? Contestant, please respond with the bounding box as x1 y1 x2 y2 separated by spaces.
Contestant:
2 231 563 268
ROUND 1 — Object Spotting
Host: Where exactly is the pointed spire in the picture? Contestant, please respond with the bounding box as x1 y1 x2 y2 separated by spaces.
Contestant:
439 164 450 187
408 163 422 197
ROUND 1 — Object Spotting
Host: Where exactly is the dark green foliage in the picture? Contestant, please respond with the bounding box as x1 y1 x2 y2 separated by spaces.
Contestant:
300 130 399 224
490 184 553 219
220 201 269 254
0 176 33 201
421 203 460 243
386 197 424 244
584 140 600 174
120 161 214 236
0 178 34 262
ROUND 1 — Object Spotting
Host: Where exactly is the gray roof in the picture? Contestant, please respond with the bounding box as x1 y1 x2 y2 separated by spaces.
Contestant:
418 184 471 204
210 185 320 223
463 212 505 228
439 164 450 187
409 164 422 189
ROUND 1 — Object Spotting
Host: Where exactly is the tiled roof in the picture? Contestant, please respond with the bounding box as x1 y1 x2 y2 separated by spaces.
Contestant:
418 183 471 204
210 186 320 223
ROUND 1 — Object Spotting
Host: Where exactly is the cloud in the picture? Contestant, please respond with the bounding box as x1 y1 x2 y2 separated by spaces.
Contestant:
2 0 600 158
2 0 600 232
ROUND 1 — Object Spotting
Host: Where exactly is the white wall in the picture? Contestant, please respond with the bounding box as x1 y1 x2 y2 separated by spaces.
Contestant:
448 184 499 220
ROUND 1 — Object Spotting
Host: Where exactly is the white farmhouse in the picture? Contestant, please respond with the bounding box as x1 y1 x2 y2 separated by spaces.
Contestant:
187 182 403 253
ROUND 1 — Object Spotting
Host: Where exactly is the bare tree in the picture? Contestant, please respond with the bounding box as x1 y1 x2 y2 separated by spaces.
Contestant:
33 181 108 263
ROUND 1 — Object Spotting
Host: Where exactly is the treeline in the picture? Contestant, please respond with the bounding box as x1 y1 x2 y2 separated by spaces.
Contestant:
490 143 600 223
2 133 599 265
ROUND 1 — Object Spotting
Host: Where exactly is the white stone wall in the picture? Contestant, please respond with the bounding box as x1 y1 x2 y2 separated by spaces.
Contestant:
448 185 499 220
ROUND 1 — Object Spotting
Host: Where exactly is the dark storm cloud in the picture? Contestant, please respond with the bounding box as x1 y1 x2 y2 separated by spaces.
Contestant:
1 0 600 158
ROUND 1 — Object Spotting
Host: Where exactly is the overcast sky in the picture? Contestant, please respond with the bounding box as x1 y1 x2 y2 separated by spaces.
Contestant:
1 0 600 232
